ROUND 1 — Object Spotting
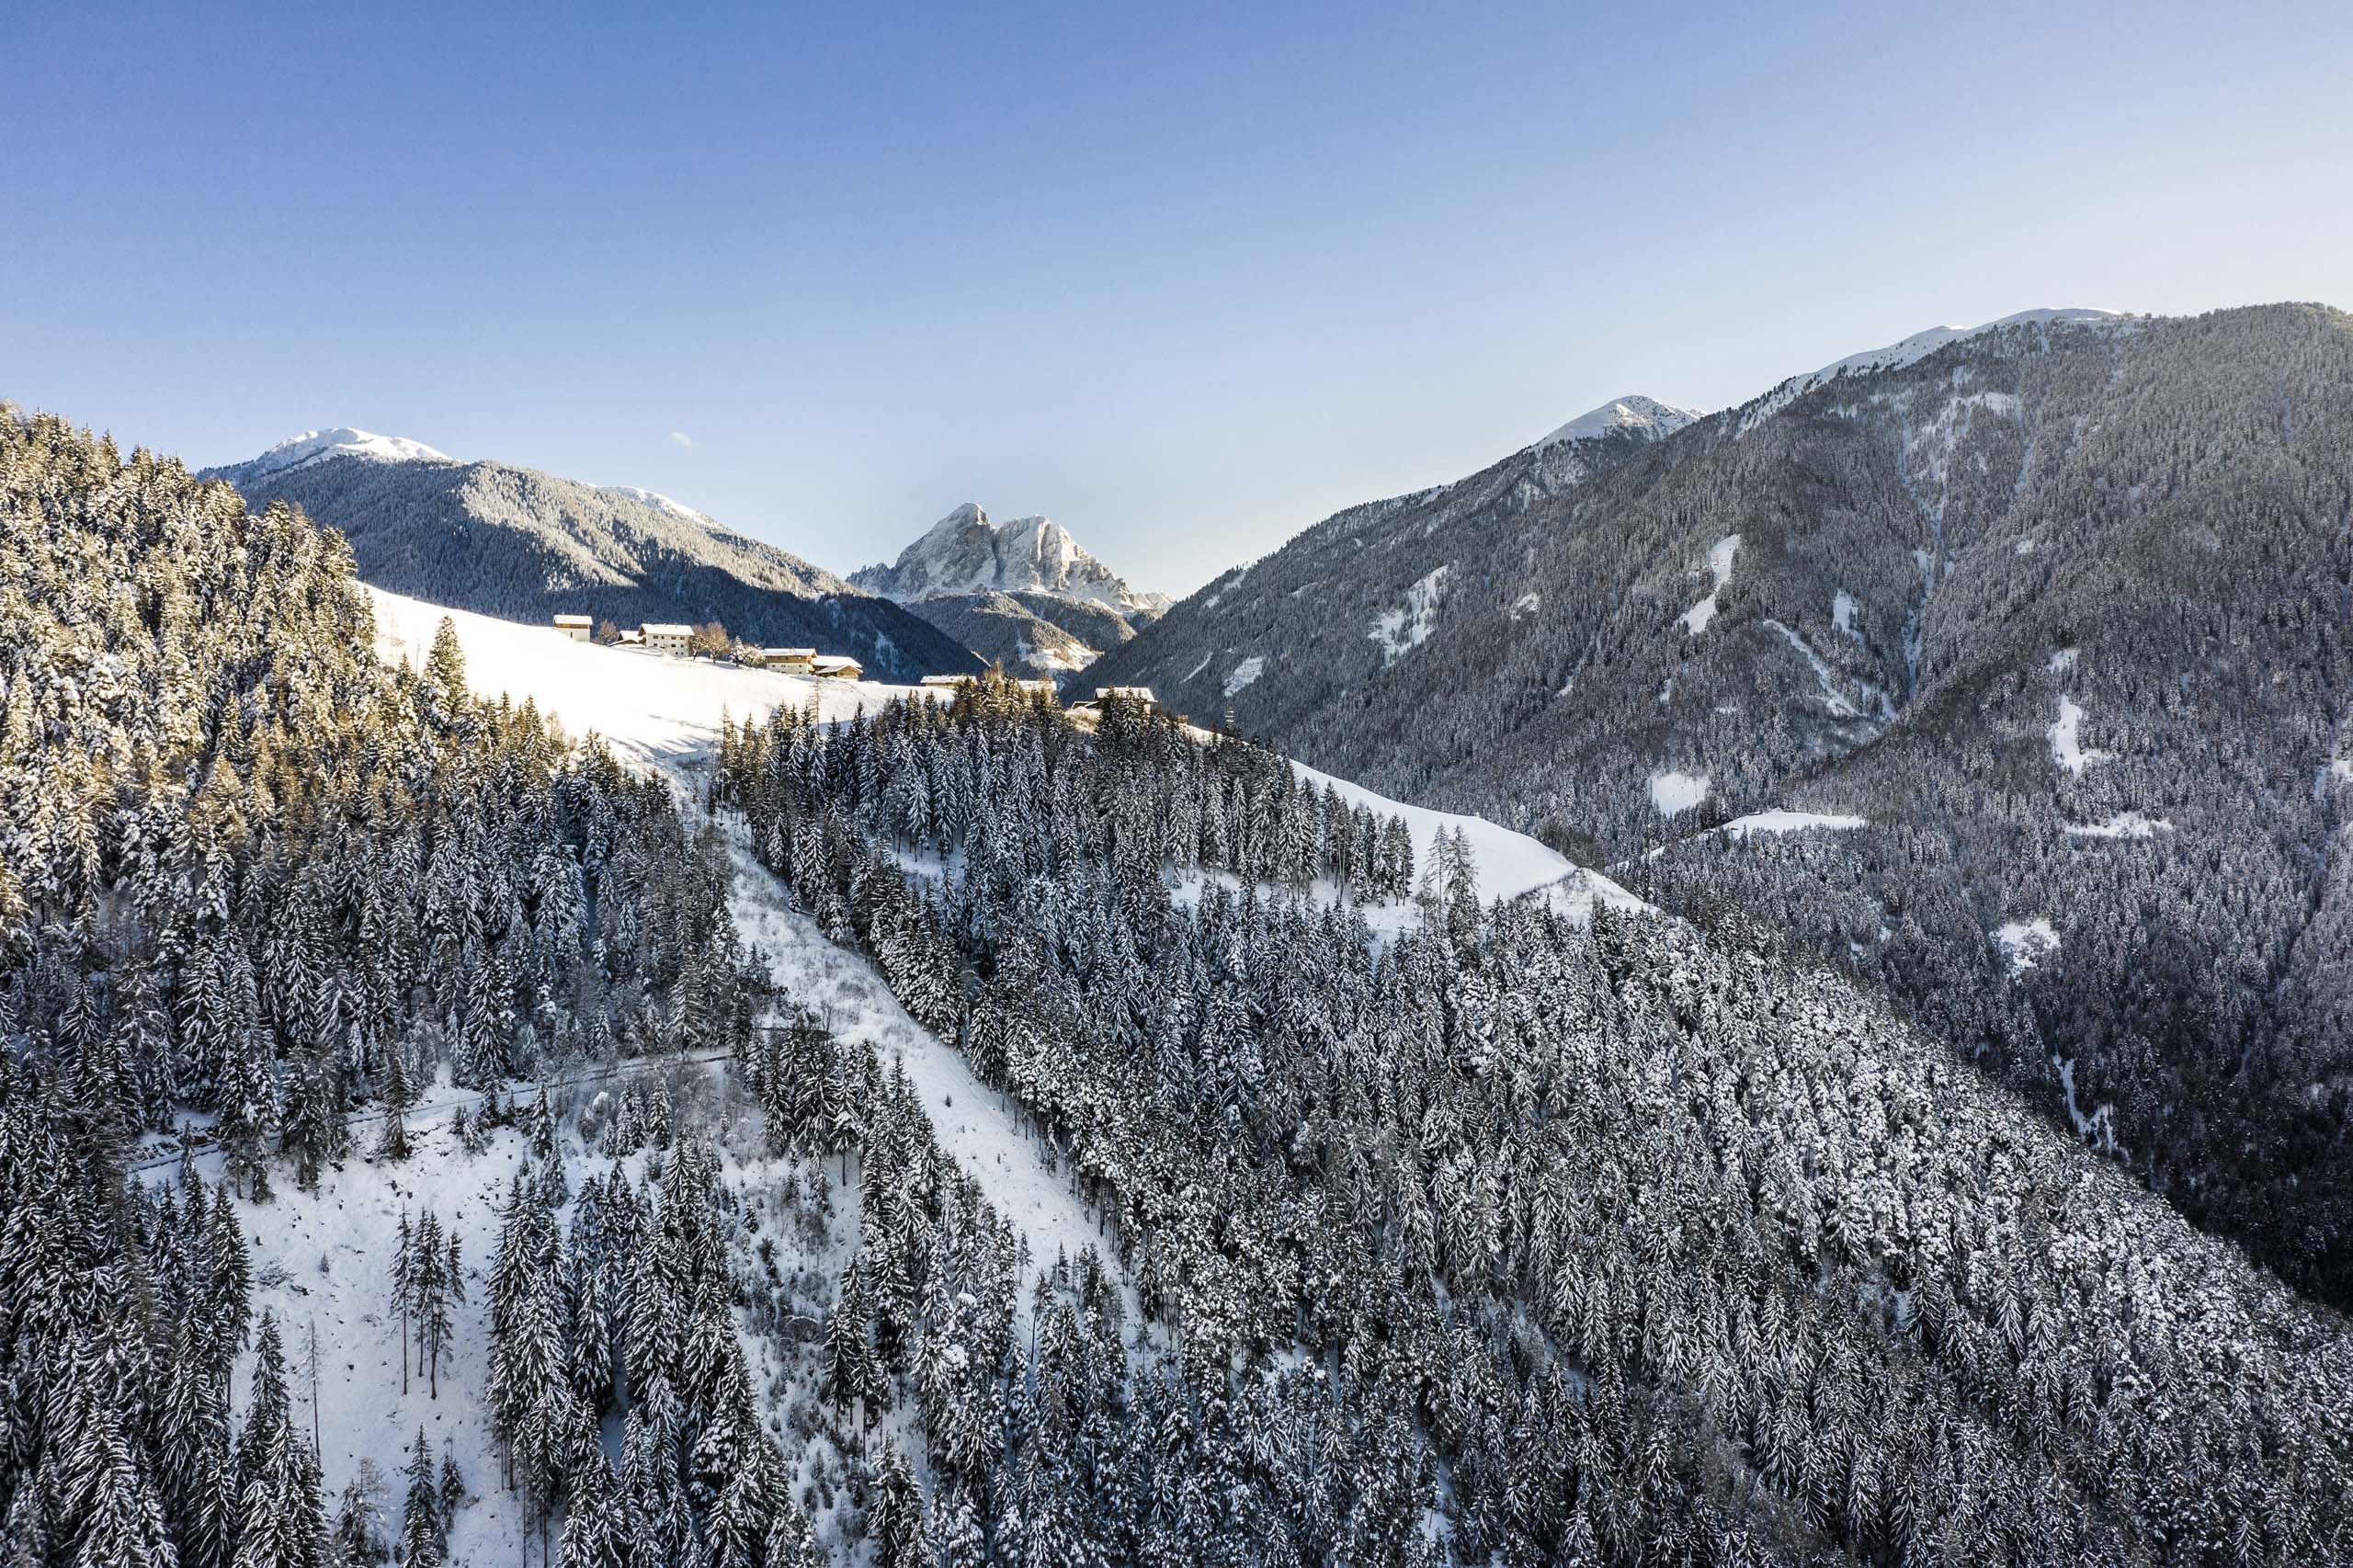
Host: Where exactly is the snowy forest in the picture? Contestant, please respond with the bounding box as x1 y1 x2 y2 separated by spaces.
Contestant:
1086 304 2353 1306
5 394 2353 1568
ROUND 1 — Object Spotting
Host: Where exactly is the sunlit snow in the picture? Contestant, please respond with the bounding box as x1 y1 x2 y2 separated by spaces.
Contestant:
1649 769 1711 816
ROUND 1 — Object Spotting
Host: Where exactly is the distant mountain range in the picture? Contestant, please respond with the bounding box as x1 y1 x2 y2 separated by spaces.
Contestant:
1086 301 2353 1304
851 503 1168 674
204 429 979 683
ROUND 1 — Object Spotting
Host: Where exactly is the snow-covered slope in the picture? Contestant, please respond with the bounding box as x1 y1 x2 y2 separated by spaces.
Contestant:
596 483 709 523
1294 760 1645 923
367 585 937 760
240 426 455 476
1534 394 1703 450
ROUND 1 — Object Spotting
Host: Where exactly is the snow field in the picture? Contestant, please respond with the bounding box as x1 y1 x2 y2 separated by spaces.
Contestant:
367 585 944 766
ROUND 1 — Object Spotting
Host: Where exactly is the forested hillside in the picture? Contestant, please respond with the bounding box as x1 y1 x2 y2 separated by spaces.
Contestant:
0 408 796 1562
1090 302 2353 1303
10 400 2353 1567
205 442 977 683
710 677 2353 1567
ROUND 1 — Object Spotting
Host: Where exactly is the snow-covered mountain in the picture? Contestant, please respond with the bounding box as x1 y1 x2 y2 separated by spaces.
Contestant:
851 503 1169 675
236 425 457 476
1080 386 1703 722
1088 301 2353 1306
1532 393 1703 449
203 433 978 682
854 503 1168 616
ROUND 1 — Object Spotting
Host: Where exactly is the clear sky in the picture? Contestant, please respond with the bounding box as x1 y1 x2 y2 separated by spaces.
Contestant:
8 2 2351 595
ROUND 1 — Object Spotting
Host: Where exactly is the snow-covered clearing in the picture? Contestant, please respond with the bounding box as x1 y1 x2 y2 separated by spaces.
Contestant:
1679 534 1740 635
2049 696 2113 777
1223 654 1267 696
139 1054 739 1566
1283 760 1644 926
720 829 1118 1292
1721 809 1869 839
1649 769 1711 817
367 585 940 764
1995 917 2060 976
1369 564 1450 665
379 586 1129 1291
1634 809 1868 864
2066 811 2170 840
1832 589 1860 641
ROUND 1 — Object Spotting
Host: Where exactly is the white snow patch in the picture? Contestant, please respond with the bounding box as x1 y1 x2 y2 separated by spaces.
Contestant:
1222 655 1267 697
722 831 1119 1297
2048 646 2079 674
1995 917 2060 975
1722 809 1869 839
1369 565 1450 665
1292 760 1645 924
1636 808 1867 863
1510 591 1541 620
1649 770 1711 817
2049 696 2112 777
1679 534 1740 635
1832 590 1859 640
2065 811 2171 840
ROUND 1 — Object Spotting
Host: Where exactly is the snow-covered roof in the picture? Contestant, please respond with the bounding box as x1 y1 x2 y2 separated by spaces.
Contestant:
641 622 693 638
1097 685 1156 701
764 647 815 659
551 614 592 627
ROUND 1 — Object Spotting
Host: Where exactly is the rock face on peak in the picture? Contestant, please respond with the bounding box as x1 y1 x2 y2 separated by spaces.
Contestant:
854 504 1168 616
202 440 976 683
851 504 1167 675
1534 394 1703 449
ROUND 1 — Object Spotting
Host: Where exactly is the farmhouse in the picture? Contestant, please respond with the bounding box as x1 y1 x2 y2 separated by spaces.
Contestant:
551 613 592 642
1095 685 1158 710
762 647 815 674
810 654 864 680
641 623 692 656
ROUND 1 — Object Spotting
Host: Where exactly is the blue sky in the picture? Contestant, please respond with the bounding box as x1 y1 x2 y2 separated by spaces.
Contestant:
8 1 2351 594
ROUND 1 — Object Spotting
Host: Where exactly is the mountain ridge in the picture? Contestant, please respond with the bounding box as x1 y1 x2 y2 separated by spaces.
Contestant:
202 437 979 682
